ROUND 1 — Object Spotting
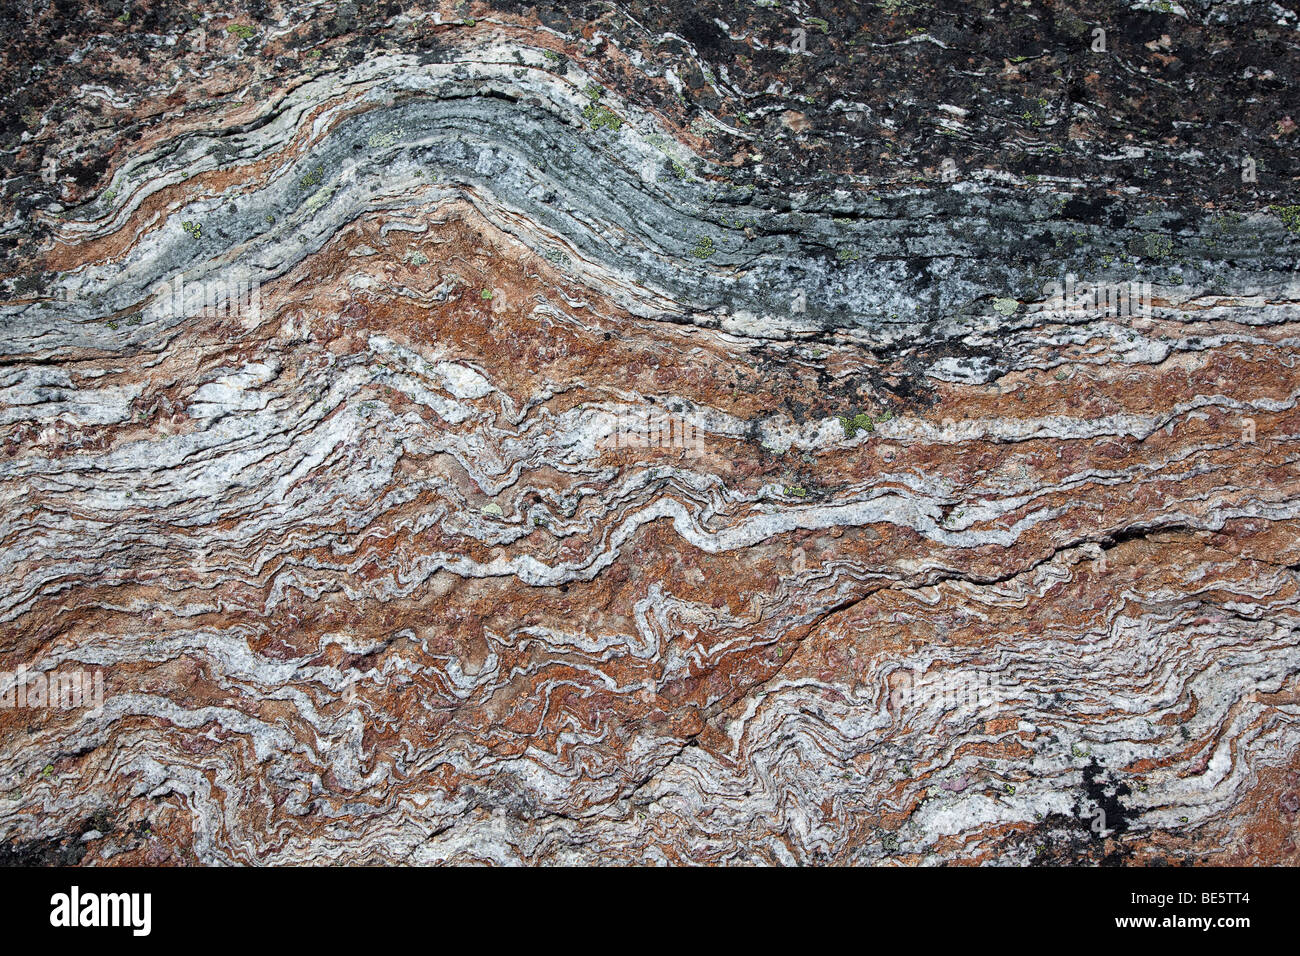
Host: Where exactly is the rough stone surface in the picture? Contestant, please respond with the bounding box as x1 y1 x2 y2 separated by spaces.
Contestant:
0 1 1297 865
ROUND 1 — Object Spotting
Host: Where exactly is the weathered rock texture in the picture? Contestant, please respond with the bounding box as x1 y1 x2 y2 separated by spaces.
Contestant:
0 1 1298 865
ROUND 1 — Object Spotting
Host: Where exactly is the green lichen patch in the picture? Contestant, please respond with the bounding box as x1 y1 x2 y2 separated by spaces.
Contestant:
692 236 716 259
296 165 325 192
226 23 257 40
540 245 571 265
1270 204 1300 234
838 409 893 438
1130 233 1173 259
181 220 202 240
581 102 623 132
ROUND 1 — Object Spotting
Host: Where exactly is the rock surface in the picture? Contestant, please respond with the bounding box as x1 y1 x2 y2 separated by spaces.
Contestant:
1 1 1297 864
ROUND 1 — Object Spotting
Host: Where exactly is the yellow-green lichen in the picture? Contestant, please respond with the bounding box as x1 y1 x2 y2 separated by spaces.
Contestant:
1131 233 1173 259
581 103 623 132
1270 204 1300 234
838 409 893 438
296 165 325 191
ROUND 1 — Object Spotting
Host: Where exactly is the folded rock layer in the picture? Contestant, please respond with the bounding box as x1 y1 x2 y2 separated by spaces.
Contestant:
0 1 1297 864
